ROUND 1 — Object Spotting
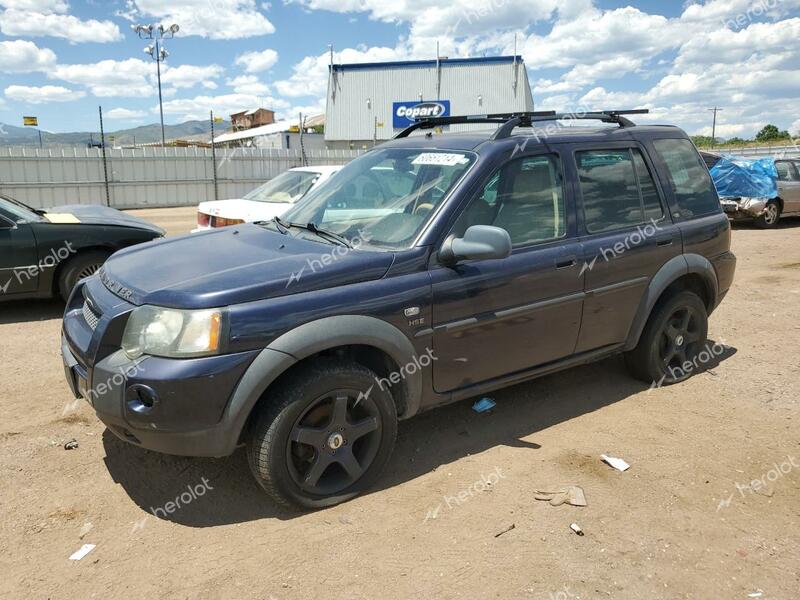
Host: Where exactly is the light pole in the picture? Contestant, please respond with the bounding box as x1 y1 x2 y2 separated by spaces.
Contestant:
132 23 179 147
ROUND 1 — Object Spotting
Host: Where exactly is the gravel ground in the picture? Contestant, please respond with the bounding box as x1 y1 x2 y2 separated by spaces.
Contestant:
0 209 798 599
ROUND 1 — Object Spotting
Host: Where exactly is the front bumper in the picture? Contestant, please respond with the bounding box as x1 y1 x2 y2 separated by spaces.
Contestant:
61 278 259 457
721 197 768 220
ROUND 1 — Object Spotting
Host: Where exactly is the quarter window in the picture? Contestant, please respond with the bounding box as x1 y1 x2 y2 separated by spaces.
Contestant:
653 138 720 218
577 149 664 234
452 154 565 246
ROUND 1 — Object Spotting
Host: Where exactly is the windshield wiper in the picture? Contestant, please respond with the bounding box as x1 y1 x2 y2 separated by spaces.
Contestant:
272 216 289 234
304 222 352 248
254 217 352 248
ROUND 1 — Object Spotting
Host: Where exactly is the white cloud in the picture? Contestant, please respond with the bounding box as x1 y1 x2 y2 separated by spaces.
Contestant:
0 6 122 42
105 108 149 119
130 0 275 39
0 1 68 11
234 48 278 73
0 39 56 73
674 18 800 68
227 75 270 95
159 92 291 121
161 64 223 89
5 84 84 103
51 58 155 97
275 45 407 98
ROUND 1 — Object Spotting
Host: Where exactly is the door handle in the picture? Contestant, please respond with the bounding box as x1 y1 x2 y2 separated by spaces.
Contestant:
656 238 674 247
555 256 577 269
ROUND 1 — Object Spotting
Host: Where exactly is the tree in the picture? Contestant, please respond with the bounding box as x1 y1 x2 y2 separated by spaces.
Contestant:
691 135 717 147
755 124 791 143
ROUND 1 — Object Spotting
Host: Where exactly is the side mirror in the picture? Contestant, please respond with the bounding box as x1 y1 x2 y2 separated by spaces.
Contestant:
439 225 512 266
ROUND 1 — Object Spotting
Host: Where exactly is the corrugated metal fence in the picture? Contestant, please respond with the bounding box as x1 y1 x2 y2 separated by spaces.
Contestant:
712 144 800 158
0 146 363 210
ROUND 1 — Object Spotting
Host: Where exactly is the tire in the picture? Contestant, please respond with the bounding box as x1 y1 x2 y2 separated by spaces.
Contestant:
58 249 110 301
624 291 709 386
754 200 781 229
246 359 398 510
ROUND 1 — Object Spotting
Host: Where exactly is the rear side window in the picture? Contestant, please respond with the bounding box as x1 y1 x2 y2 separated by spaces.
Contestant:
776 161 799 182
653 138 719 218
576 149 664 234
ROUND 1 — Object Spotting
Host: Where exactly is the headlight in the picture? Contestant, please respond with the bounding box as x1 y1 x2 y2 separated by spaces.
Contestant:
121 305 226 359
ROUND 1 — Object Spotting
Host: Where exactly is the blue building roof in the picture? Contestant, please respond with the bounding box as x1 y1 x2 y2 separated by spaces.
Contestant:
330 55 525 72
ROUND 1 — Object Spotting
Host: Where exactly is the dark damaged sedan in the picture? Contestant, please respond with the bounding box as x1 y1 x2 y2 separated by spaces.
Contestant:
0 195 164 301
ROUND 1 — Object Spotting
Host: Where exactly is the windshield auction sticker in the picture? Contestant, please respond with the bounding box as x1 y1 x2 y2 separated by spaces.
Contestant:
412 153 469 167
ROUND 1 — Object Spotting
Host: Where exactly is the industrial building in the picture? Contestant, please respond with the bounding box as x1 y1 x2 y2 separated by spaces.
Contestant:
230 108 275 131
324 55 534 149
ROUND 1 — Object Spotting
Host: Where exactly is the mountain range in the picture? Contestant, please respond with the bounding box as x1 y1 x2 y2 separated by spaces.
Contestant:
0 119 231 146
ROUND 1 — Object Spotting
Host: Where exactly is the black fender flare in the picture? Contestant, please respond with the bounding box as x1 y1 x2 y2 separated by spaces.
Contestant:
221 315 422 453
623 254 719 351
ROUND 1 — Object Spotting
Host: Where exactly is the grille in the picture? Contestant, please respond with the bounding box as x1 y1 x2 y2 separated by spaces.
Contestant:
82 300 101 330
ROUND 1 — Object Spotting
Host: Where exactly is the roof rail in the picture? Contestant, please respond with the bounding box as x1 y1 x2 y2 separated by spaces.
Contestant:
394 111 557 139
393 109 649 139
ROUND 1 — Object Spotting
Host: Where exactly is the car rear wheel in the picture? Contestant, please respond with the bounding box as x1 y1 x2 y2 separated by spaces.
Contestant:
754 200 781 229
246 359 397 509
625 291 708 386
58 249 110 301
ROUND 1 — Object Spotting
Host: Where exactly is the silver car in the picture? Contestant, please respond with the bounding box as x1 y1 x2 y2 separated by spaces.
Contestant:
719 158 800 228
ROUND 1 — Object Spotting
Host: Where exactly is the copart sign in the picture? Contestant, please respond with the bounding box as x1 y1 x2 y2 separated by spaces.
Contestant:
392 100 451 129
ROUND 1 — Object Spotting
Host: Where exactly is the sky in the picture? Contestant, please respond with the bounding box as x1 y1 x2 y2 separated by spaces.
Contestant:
0 0 798 138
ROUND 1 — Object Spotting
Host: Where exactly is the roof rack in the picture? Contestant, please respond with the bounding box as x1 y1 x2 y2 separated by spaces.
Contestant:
394 109 649 139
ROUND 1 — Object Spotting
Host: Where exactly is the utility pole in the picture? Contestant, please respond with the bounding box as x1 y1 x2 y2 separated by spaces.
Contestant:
210 110 219 201
708 107 723 146
133 23 180 147
99 106 110 207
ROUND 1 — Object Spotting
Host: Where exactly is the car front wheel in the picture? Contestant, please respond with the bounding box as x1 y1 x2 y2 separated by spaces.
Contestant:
58 249 110 301
754 200 781 229
247 359 397 509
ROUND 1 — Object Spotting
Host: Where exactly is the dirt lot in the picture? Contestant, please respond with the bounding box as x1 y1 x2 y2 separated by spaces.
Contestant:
1 209 798 599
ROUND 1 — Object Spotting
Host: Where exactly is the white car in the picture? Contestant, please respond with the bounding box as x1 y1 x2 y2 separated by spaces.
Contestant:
193 166 341 232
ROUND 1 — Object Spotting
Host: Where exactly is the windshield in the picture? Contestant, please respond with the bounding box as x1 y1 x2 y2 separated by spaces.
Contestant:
244 170 321 203
0 196 43 223
279 148 476 250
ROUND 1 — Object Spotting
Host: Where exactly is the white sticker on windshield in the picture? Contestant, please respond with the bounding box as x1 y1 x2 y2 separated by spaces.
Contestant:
412 153 469 167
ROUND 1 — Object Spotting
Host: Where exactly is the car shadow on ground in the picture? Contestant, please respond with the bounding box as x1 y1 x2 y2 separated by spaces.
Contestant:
102 340 737 527
0 298 64 324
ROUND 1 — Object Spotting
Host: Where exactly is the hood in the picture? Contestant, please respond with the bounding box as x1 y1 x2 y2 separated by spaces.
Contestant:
197 199 291 223
100 224 395 308
47 204 165 235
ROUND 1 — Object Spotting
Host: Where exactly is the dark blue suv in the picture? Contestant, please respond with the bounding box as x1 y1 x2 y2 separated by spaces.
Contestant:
62 111 736 508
